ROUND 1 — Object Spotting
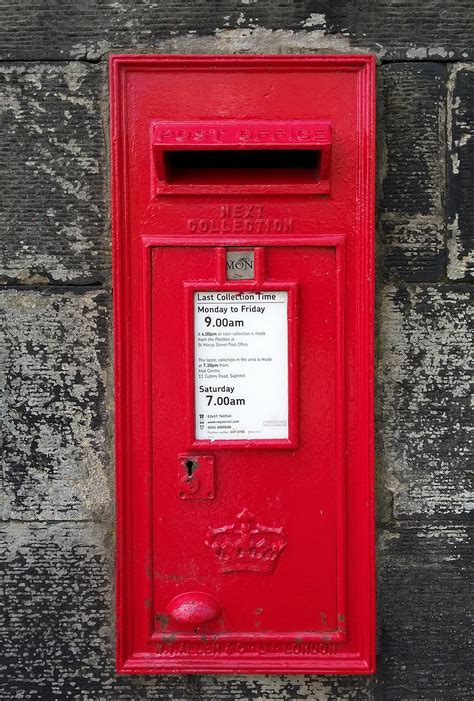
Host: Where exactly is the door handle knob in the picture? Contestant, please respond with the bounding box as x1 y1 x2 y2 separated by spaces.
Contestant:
166 591 221 624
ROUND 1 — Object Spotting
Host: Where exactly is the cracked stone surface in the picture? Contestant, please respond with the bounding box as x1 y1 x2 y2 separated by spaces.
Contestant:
0 1 473 61
0 63 107 284
0 290 111 522
378 284 473 519
447 65 474 279
379 63 446 282
377 524 472 699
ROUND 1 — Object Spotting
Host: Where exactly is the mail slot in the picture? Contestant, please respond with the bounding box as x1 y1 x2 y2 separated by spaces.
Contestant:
152 120 332 194
110 54 375 675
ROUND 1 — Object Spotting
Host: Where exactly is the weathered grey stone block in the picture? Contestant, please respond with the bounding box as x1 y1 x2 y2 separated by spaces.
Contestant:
377 284 473 518
377 524 472 699
0 1 473 61
0 63 107 284
0 521 196 699
380 62 445 218
447 65 474 280
379 64 446 282
199 674 374 699
0 290 111 521
381 219 445 282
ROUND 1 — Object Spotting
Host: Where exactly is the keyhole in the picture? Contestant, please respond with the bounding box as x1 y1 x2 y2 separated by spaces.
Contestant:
185 459 196 478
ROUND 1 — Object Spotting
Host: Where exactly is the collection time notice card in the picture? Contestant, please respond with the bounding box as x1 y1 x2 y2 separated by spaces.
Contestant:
194 291 289 440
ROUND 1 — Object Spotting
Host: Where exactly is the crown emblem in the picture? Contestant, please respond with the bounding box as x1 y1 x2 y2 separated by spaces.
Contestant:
205 508 287 574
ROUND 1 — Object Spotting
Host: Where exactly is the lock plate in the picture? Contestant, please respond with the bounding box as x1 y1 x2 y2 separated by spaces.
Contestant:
178 454 215 500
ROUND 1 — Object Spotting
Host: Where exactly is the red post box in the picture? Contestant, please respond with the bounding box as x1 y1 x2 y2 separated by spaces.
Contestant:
110 54 375 674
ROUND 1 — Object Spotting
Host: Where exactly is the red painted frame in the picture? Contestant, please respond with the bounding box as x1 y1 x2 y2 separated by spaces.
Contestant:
147 238 347 651
185 278 299 450
110 54 375 675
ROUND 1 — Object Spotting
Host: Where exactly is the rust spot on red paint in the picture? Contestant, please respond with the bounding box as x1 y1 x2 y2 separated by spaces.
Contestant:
155 613 170 631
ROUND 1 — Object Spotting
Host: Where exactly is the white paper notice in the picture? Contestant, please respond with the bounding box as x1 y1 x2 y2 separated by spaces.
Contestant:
194 291 289 441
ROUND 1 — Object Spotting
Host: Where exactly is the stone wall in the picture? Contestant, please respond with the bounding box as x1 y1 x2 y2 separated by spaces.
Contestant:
1 3 472 699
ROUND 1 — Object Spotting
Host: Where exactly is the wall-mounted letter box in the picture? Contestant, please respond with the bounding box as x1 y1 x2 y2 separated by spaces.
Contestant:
110 54 375 674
